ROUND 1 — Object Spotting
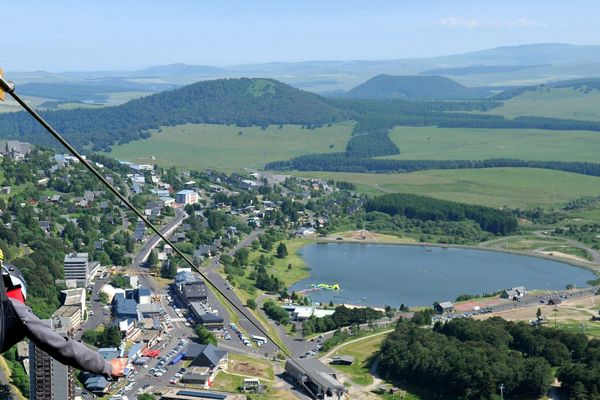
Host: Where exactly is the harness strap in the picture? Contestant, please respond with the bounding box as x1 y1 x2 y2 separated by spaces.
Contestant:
0 272 7 301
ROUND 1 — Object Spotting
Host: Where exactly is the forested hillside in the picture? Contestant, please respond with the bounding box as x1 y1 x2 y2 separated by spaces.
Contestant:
379 318 592 399
0 78 350 151
365 192 517 234
344 74 480 100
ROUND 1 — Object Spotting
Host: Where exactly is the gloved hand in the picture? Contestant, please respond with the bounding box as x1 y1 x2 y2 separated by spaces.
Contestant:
110 358 128 377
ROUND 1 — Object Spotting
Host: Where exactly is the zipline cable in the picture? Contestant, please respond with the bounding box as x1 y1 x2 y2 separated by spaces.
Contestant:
0 75 326 398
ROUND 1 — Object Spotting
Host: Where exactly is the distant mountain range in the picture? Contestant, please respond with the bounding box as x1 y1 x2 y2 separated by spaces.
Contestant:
7 43 600 95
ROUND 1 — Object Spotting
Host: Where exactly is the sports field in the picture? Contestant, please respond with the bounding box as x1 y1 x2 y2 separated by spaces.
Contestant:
108 123 353 172
293 168 600 209
385 126 600 162
487 87 600 121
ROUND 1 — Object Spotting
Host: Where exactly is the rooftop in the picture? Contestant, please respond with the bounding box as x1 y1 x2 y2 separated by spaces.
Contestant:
64 252 89 263
183 282 207 299
285 358 345 393
190 343 227 369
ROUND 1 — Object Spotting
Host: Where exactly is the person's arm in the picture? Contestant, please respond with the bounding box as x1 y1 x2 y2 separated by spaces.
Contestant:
9 298 125 378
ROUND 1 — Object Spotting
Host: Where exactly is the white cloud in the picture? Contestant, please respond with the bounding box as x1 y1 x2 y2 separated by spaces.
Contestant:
434 17 546 29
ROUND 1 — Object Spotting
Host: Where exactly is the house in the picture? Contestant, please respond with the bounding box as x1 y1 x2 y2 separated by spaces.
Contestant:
113 318 138 338
297 227 316 236
182 343 207 360
501 286 527 300
181 282 208 304
99 284 126 303
112 293 141 322
138 303 163 317
240 179 258 190
193 311 224 331
189 343 228 370
127 342 145 361
136 287 152 304
283 305 335 321
175 271 200 287
195 244 217 258
82 374 112 395
176 190 198 205
330 355 354 365
160 196 176 207
134 222 147 242
181 343 228 388
285 358 346 399
434 301 454 315
38 221 51 233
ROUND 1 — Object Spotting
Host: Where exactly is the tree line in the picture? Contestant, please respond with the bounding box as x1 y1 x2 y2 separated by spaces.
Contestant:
379 317 595 399
266 156 600 178
365 193 517 235
302 305 384 335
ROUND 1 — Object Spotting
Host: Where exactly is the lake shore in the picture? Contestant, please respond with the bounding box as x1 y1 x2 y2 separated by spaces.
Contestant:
314 230 600 276
290 239 597 308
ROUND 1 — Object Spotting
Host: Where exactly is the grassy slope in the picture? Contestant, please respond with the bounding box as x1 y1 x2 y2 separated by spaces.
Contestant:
293 168 600 209
107 122 353 172
330 333 385 386
384 126 600 162
488 87 600 121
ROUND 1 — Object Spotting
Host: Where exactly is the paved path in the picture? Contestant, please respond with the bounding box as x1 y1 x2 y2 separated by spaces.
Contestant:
320 329 393 361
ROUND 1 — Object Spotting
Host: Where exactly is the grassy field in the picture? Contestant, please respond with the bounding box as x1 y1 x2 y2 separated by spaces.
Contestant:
227 353 274 380
543 246 593 261
108 123 353 172
294 168 600 209
487 87 600 121
329 333 386 386
231 237 312 296
385 126 600 162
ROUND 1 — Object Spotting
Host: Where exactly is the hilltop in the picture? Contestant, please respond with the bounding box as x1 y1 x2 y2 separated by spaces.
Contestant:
0 78 349 151
344 74 480 100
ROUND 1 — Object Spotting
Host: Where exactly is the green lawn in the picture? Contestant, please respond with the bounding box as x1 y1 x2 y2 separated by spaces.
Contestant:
487 87 600 121
557 321 600 337
232 237 312 296
385 126 600 162
329 333 386 386
107 123 353 172
294 168 600 209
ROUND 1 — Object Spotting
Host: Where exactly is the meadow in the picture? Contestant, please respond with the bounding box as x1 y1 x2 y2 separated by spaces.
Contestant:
293 168 600 209
385 126 600 162
108 123 353 172
487 87 600 121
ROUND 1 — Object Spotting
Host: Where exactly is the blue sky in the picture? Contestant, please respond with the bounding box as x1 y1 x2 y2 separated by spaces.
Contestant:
3 0 600 71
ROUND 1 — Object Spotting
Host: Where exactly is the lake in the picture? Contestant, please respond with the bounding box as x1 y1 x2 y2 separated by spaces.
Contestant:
289 243 597 307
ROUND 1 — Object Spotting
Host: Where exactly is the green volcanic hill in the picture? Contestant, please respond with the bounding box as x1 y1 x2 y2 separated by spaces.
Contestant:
0 78 350 151
345 74 479 100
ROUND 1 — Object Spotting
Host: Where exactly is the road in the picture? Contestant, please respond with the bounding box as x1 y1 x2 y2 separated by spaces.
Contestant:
134 208 187 266
435 285 600 323
532 230 600 264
